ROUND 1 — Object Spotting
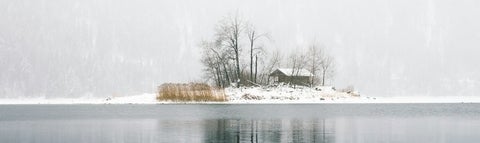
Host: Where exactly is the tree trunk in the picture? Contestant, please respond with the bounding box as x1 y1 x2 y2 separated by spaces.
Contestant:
223 63 230 87
215 66 221 87
250 40 254 83
254 55 258 83
235 50 240 87
249 31 255 84
310 65 315 87
322 70 326 86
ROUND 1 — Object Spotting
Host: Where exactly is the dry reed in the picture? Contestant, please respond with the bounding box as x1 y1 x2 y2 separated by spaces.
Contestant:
157 83 227 102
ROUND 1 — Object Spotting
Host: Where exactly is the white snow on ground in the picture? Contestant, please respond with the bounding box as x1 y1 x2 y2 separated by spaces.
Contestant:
1 86 480 104
103 93 158 104
0 93 157 104
362 96 480 103
225 85 360 103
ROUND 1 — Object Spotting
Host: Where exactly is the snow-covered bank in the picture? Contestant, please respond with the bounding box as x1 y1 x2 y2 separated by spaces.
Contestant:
1 86 480 104
361 96 480 103
225 86 360 103
0 94 157 104
2 95 480 104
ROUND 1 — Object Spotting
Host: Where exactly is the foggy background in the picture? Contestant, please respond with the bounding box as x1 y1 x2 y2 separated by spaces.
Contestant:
1 0 479 98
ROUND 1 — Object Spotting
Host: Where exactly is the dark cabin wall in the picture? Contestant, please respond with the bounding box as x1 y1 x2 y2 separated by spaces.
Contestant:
278 75 287 83
276 75 310 86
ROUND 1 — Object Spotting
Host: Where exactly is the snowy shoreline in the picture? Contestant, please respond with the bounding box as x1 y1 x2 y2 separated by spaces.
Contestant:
1 86 479 104
1 93 480 104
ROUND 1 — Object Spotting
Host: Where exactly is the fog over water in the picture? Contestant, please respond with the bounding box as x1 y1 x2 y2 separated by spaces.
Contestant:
1 0 479 98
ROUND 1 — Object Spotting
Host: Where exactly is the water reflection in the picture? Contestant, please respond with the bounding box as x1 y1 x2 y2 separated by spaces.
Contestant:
200 119 335 143
0 118 337 143
2 104 480 143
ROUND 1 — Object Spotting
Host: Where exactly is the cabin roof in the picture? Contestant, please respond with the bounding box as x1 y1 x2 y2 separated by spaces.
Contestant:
270 68 313 77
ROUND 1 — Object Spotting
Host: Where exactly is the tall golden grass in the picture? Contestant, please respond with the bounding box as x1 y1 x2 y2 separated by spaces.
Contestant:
156 83 227 102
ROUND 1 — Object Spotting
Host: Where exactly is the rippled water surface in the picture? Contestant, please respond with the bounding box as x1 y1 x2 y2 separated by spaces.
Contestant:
1 104 480 143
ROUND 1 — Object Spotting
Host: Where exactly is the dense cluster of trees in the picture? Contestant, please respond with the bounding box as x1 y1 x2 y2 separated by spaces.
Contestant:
200 14 334 88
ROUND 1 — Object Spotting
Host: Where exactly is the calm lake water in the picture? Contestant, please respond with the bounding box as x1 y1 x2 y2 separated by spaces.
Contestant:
1 104 480 143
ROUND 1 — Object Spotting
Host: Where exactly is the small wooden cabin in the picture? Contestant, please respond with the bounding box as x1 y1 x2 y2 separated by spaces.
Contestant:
269 68 313 86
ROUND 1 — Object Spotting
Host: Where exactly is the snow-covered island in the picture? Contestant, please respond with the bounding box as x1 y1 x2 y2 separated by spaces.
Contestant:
2 83 480 104
1 67 479 104
0 84 358 104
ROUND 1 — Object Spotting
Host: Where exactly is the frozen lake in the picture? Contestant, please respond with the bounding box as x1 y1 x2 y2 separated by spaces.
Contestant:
1 104 480 143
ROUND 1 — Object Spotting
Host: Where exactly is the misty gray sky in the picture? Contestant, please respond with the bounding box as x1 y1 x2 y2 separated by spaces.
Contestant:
1 0 479 97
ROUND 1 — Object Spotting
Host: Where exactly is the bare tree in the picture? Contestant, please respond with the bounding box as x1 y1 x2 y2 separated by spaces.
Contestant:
200 13 283 88
200 40 235 88
200 41 222 87
305 42 335 87
307 43 323 87
259 50 281 85
320 54 334 86
255 54 258 83
253 46 267 84
287 51 307 87
246 25 268 84
216 14 245 87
